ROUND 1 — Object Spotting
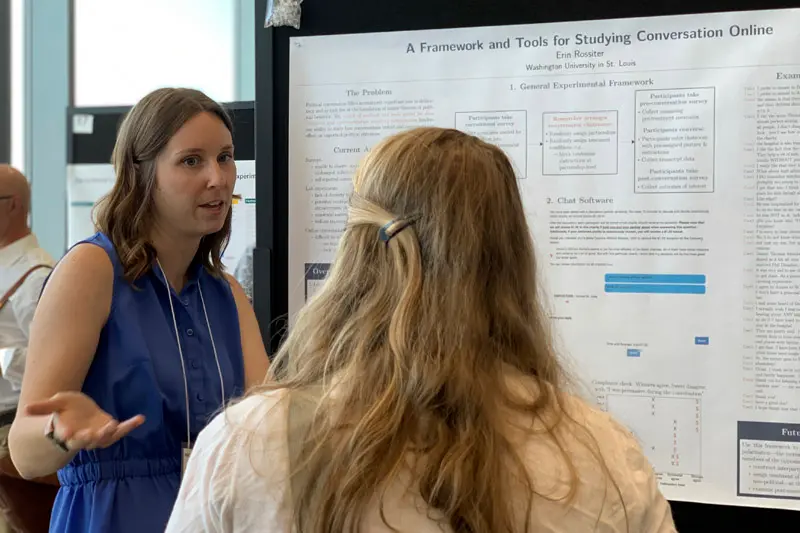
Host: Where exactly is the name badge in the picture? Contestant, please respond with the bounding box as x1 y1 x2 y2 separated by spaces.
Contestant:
182 445 193 477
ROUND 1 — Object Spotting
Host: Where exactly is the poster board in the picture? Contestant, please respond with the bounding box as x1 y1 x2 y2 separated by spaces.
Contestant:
255 0 800 529
286 7 800 509
66 103 256 273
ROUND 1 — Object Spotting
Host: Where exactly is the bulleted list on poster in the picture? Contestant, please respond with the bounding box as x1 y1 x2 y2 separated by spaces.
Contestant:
542 110 618 176
634 88 715 194
738 422 800 500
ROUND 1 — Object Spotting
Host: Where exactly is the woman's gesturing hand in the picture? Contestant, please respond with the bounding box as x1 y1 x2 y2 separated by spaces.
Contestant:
25 391 145 451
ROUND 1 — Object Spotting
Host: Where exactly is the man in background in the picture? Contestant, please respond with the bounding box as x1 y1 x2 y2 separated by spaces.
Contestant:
0 165 57 533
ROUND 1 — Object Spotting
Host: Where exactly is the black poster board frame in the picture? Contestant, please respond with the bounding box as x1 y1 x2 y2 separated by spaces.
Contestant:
67 102 255 165
253 0 800 529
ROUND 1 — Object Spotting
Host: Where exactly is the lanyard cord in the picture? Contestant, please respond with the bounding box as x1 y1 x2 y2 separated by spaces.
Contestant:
157 259 225 448
199 282 226 408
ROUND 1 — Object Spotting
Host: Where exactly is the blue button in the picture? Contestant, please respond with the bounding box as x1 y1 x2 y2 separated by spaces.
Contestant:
182 299 189 306
196 392 204 402
187 328 194 336
191 360 200 369
605 273 706 284
627 349 641 357
695 336 709 345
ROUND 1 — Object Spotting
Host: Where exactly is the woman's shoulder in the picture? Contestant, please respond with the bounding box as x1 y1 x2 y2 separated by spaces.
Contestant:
561 393 653 471
190 391 292 499
42 235 116 303
169 390 295 532
56 232 122 286
195 267 240 306
507 374 645 451
554 394 677 530
564 394 640 442
198 389 290 452
69 232 119 265
195 387 327 474
227 389 288 425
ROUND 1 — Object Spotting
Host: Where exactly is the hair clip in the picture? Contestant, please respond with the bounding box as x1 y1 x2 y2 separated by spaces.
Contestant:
379 219 413 243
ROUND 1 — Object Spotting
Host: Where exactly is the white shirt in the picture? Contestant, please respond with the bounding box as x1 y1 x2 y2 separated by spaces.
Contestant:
166 384 677 533
0 234 55 413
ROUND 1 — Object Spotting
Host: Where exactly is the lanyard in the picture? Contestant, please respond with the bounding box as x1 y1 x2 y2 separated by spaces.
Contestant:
156 259 225 449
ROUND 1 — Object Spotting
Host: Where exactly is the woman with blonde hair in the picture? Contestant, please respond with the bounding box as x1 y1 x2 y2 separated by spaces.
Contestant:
167 127 676 533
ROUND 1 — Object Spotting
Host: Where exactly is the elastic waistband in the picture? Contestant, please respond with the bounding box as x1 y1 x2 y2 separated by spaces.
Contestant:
58 457 180 486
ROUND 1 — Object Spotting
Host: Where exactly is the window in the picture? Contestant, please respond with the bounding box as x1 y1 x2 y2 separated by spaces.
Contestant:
10 0 25 171
72 0 237 107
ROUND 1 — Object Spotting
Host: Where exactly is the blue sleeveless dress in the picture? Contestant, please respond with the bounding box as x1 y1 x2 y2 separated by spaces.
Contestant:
48 232 245 532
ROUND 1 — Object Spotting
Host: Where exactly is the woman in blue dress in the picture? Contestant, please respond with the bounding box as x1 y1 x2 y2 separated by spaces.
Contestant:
7 87 270 532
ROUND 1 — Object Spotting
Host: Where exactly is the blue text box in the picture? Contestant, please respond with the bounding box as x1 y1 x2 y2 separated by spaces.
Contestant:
605 283 706 294
627 349 641 357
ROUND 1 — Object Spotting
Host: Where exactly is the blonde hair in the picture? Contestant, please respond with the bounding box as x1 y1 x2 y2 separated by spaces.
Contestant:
257 127 621 532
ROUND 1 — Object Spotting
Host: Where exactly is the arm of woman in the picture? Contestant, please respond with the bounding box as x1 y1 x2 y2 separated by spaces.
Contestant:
8 244 114 478
225 274 269 390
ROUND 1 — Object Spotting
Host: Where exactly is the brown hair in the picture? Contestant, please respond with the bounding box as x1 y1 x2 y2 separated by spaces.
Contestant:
253 127 624 532
93 87 233 282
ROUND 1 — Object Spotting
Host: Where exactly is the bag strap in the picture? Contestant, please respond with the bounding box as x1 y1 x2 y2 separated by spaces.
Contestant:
0 264 53 311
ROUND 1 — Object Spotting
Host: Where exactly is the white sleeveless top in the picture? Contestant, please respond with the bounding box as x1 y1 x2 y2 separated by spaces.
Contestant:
165 382 677 533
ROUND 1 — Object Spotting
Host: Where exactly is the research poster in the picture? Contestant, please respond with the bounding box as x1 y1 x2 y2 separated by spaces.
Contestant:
66 160 257 272
223 160 257 273
66 163 116 249
287 9 800 509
